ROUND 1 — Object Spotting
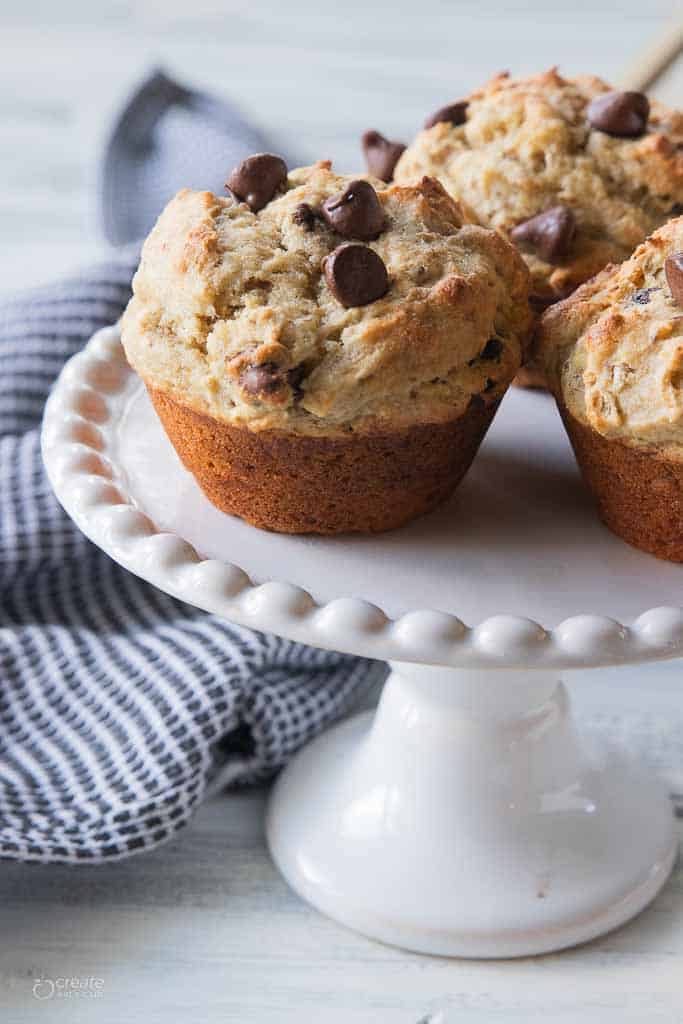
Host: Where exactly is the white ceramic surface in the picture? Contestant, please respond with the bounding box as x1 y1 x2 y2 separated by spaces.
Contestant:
266 664 678 957
42 325 683 670
42 325 680 958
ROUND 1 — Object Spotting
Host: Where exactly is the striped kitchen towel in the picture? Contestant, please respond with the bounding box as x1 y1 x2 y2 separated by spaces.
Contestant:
0 73 386 864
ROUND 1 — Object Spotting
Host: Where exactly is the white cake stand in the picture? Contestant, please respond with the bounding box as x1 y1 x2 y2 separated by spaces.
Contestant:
43 325 683 958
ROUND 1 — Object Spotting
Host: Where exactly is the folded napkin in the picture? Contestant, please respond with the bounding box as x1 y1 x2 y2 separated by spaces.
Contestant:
0 71 385 864
100 69 296 245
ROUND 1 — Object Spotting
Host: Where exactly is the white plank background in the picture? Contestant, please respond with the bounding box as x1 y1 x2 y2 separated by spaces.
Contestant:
0 0 681 292
2 2 683 1021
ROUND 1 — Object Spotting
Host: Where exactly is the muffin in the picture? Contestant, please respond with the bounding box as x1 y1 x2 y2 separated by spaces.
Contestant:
121 158 531 535
391 68 683 387
537 217 683 562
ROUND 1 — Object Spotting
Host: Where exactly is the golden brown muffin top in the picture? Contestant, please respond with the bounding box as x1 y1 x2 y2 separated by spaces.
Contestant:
394 69 683 306
537 216 683 459
121 160 531 435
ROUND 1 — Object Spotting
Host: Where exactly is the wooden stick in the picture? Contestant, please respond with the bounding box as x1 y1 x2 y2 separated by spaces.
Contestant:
619 18 683 92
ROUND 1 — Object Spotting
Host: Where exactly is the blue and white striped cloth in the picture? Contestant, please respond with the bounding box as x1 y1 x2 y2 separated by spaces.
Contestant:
0 73 385 863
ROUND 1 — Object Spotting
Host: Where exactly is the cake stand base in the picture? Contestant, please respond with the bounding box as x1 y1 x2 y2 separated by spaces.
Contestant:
265 663 677 958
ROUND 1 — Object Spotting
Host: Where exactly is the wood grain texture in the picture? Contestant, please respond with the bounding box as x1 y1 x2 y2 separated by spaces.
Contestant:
0 669 682 1022
0 789 681 1024
0 0 679 292
2 3 683 1020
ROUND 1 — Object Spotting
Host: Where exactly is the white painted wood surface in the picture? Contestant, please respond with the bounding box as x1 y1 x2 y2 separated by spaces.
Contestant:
0 0 680 292
1 668 682 1022
0 787 681 1024
2 2 683 1020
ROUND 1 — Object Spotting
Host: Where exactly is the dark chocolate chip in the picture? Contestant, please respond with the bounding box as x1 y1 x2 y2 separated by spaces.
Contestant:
226 153 287 212
321 180 385 241
287 365 306 401
361 130 406 182
510 206 576 264
631 287 658 305
665 252 683 306
293 203 318 231
424 101 468 130
323 243 389 307
240 362 283 396
586 91 649 138
241 362 306 400
670 203 683 216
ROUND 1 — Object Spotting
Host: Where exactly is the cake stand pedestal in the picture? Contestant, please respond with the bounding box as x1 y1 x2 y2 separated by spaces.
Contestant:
266 664 675 957
43 326 682 958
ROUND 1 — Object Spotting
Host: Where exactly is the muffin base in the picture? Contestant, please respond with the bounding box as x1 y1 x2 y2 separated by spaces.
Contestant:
558 401 683 562
148 386 499 535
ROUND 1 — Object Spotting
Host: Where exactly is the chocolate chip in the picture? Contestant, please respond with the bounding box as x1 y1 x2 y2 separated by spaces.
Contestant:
671 203 683 217
631 287 657 305
241 362 306 402
361 130 406 182
424 101 468 130
586 91 649 138
321 180 385 241
293 203 317 231
665 252 683 306
323 243 389 307
240 362 283 396
287 365 306 401
510 206 576 264
226 153 287 212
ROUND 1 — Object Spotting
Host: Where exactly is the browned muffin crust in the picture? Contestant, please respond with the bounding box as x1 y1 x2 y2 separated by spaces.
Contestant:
395 69 683 390
396 69 683 306
149 386 498 535
124 160 530 534
121 165 530 436
537 217 683 457
513 360 548 389
558 399 683 562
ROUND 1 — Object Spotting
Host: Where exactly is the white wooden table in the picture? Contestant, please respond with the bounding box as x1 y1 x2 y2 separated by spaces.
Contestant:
1 669 682 1023
1 2 683 1020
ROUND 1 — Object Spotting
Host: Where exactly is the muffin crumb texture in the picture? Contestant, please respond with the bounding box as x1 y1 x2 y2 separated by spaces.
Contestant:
121 162 530 436
538 216 683 461
395 69 683 303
